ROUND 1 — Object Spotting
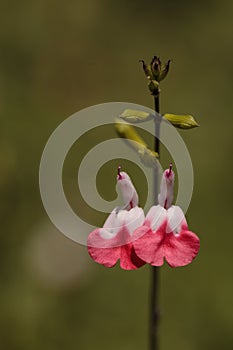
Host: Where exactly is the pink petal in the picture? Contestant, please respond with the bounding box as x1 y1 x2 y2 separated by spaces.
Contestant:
164 226 200 267
87 229 120 267
133 223 166 266
120 244 146 270
87 227 146 270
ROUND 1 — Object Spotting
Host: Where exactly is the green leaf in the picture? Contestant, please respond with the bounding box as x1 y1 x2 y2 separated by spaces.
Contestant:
163 113 200 129
120 109 153 123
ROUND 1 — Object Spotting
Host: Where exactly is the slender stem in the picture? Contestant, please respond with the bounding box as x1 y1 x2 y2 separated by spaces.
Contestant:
154 95 160 157
149 94 161 350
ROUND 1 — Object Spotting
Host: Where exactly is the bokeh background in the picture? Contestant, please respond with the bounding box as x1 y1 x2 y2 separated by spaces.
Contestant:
1 0 233 349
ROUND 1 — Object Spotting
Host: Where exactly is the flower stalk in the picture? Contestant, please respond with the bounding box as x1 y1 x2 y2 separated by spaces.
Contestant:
150 93 161 350
87 54 200 350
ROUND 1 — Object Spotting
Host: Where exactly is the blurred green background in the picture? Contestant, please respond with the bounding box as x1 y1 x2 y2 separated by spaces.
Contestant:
1 0 233 349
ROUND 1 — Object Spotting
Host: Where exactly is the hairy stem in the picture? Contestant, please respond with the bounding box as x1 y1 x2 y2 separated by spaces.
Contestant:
149 94 161 350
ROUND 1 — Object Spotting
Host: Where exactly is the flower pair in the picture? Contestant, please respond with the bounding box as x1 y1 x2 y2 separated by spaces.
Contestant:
87 166 200 270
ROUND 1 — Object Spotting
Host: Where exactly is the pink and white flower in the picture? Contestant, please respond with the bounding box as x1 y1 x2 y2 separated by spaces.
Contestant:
87 167 146 270
133 164 200 267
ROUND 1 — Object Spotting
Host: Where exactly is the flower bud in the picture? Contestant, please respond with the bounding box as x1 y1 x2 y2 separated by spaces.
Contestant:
140 55 171 84
148 79 160 96
138 147 159 168
158 164 175 209
115 121 159 167
117 167 138 209
120 109 153 123
115 121 147 147
163 113 200 129
151 56 161 80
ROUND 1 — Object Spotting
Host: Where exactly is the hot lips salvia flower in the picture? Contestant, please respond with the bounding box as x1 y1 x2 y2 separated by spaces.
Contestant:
134 164 200 267
87 166 146 270
87 165 200 269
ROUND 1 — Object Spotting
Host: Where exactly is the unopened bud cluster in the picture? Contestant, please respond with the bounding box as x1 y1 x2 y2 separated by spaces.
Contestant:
140 56 171 96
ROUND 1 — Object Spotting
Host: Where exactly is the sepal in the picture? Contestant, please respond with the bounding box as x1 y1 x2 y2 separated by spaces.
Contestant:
139 60 154 80
158 60 171 82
